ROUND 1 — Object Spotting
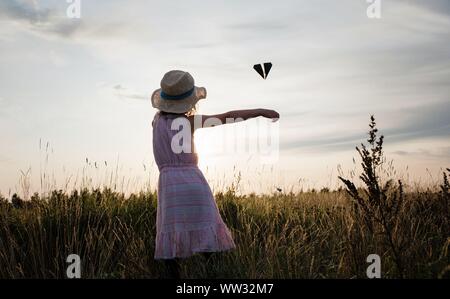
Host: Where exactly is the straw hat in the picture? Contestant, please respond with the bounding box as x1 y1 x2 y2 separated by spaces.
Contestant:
151 70 207 113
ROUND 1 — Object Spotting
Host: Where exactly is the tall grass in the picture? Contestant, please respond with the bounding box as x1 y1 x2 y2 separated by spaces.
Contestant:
0 117 448 279
0 187 447 278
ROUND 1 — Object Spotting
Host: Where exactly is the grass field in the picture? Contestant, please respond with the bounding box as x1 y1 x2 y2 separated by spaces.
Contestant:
0 186 448 279
0 117 448 279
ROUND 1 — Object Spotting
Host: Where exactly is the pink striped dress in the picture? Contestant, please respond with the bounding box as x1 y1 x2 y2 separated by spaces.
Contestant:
152 112 236 259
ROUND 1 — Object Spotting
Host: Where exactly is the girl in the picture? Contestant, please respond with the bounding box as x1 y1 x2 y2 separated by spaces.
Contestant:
151 70 279 278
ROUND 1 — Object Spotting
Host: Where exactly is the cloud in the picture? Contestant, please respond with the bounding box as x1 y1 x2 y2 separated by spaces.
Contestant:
392 150 408 156
384 101 450 141
401 0 450 16
391 147 450 160
0 0 130 41
282 101 450 153
0 0 84 38
0 0 51 24
226 20 289 32
0 96 9 116
282 132 364 153
178 42 220 49
113 85 148 101
49 50 69 67
0 154 10 163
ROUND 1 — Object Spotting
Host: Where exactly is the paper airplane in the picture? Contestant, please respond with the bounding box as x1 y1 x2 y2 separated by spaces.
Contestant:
253 62 272 79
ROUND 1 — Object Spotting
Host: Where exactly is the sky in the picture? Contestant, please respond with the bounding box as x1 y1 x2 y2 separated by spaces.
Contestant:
0 0 449 196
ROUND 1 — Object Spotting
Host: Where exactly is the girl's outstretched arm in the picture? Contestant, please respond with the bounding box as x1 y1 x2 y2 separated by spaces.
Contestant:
190 109 279 130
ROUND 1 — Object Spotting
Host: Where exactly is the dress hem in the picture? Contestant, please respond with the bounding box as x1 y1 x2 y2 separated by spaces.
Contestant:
154 223 236 259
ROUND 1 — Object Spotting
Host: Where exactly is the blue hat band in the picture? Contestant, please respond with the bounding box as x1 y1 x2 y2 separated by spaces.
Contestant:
160 87 195 100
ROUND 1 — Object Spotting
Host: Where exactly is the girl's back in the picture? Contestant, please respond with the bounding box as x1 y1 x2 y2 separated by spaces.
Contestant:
152 112 198 170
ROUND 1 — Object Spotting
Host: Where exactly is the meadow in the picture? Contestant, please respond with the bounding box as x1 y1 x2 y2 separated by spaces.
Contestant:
0 117 448 279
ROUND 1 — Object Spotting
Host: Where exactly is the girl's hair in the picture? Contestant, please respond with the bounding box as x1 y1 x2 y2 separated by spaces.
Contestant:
185 104 198 117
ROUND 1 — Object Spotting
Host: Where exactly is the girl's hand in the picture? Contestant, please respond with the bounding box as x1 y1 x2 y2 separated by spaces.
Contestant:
260 109 280 121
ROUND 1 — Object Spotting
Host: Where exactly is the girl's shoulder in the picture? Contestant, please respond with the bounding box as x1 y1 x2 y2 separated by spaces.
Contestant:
152 111 190 127
160 111 187 118
152 112 162 127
